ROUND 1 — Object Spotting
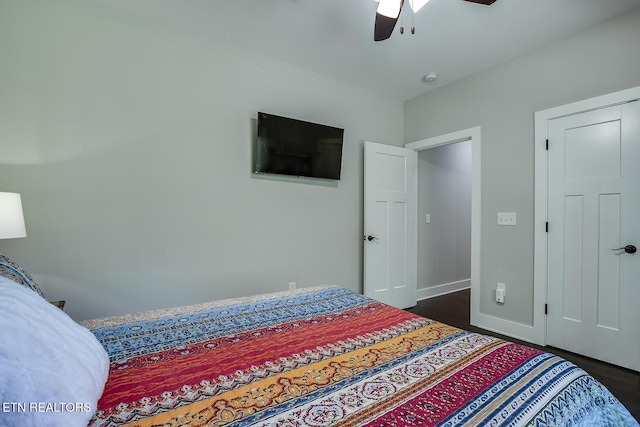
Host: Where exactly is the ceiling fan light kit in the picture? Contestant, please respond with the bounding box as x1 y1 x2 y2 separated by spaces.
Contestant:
410 0 431 13
376 0 403 18
374 0 497 41
376 0 430 15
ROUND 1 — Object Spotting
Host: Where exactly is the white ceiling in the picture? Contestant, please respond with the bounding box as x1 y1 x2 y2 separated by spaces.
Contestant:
94 0 640 100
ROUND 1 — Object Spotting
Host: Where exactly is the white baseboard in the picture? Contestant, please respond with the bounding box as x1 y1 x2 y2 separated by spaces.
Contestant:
471 312 540 345
417 279 470 301
416 280 542 345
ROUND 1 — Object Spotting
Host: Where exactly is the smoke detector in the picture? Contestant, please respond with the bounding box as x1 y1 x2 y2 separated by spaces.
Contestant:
423 73 438 83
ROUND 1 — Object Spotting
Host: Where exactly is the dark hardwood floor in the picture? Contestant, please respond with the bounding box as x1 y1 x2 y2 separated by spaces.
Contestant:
407 289 640 422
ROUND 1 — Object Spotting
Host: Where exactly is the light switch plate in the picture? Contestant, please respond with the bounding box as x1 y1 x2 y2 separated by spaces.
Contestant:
497 212 516 226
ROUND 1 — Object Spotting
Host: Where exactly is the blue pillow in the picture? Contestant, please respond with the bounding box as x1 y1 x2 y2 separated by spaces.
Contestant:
0 254 46 299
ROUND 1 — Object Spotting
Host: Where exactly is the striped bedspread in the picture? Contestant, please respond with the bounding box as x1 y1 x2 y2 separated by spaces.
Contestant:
82 287 638 427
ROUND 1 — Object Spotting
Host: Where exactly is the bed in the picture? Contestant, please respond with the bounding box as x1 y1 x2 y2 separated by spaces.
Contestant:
1 257 638 427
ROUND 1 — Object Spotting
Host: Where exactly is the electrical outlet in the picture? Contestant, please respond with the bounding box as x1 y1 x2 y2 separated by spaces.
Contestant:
496 282 506 304
425 213 431 224
289 282 296 291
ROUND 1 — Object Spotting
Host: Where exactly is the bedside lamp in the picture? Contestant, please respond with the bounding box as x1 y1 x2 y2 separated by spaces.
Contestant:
0 192 27 239
0 192 57 306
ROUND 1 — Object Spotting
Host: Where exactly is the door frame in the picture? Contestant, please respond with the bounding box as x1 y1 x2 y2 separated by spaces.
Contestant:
405 126 482 326
534 85 640 346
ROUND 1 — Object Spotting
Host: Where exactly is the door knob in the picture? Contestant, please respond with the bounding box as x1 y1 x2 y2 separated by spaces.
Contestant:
611 244 637 254
365 235 379 242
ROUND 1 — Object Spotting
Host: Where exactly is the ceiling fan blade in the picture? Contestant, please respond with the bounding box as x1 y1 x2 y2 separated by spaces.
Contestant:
374 0 404 41
374 13 399 41
463 0 497 4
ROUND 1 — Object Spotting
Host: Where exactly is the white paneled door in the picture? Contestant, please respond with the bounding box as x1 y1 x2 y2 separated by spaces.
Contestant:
547 102 640 371
363 141 417 309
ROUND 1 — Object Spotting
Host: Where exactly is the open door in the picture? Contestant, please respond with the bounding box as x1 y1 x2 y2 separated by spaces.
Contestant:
363 141 417 308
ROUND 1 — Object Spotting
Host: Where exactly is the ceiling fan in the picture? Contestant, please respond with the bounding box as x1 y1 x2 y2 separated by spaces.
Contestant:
374 0 498 41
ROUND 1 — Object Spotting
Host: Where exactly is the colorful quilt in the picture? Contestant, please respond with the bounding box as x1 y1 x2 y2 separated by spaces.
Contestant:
82 287 638 427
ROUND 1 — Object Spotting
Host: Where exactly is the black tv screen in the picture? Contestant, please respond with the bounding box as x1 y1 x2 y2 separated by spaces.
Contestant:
255 112 344 180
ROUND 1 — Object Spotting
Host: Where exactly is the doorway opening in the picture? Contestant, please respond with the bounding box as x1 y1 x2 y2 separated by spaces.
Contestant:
417 140 472 300
405 127 482 328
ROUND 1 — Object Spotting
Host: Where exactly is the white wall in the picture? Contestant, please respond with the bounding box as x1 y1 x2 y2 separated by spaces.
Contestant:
404 8 640 329
417 141 471 298
0 0 404 320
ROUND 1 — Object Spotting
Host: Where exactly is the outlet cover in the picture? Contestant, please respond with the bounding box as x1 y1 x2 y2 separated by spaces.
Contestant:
496 282 506 304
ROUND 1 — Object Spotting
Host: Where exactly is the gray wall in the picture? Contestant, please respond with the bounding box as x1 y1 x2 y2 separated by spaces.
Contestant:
405 8 640 326
0 0 404 320
417 141 471 296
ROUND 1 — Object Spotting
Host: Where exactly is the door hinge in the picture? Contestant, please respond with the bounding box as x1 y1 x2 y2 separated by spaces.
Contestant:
545 222 549 232
546 139 549 150
545 304 548 315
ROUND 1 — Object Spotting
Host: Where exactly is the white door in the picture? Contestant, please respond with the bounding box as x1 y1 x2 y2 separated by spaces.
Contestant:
547 101 640 371
363 141 417 309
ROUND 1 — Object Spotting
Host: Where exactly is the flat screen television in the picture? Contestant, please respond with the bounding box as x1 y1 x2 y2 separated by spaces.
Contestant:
254 112 344 180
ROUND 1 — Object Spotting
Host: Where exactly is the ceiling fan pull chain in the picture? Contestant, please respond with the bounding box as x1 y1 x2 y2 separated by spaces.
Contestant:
411 11 415 34
411 0 415 34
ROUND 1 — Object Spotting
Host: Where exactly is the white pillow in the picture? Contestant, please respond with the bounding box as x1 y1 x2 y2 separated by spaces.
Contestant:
0 276 109 427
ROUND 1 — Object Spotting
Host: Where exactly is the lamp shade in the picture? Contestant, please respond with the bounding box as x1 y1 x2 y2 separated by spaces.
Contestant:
0 192 27 239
